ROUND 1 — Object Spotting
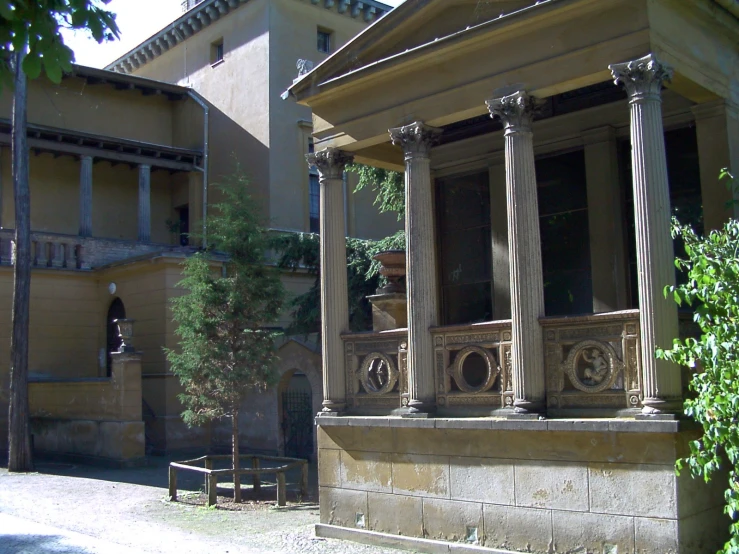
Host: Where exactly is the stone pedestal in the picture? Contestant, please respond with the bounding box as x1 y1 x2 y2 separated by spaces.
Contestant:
306 148 354 415
486 91 545 415
389 122 442 416
610 54 681 415
368 293 407 332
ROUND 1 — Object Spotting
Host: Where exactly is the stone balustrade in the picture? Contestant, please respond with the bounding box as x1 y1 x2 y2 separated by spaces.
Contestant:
431 320 514 416
0 228 194 270
541 309 642 416
342 328 408 414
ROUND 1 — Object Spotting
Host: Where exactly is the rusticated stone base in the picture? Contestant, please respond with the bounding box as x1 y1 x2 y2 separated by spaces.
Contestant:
317 417 727 554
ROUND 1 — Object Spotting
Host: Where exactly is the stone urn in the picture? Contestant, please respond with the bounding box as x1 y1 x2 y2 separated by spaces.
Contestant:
373 250 406 294
114 318 136 353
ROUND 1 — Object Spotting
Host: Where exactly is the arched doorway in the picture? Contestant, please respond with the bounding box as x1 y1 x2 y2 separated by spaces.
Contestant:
106 298 126 377
279 371 314 460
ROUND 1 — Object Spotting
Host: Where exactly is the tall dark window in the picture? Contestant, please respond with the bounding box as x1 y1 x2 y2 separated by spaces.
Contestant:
176 205 189 246
211 39 224 65
317 29 332 54
436 171 492 325
309 174 320 233
536 150 592 316
308 139 319 233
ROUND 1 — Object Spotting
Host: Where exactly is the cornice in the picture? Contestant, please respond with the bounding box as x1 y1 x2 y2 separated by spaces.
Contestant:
106 0 391 75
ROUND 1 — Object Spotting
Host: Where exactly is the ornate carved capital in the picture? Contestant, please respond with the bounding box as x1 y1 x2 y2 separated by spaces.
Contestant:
609 53 673 103
389 121 442 159
486 91 536 134
306 147 354 180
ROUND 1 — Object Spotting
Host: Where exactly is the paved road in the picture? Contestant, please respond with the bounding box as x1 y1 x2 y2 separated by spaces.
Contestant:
0 461 401 554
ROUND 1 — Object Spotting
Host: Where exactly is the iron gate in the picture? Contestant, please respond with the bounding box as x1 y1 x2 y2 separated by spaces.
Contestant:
281 391 313 459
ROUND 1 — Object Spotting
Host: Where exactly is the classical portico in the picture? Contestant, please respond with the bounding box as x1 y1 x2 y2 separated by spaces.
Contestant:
289 0 737 551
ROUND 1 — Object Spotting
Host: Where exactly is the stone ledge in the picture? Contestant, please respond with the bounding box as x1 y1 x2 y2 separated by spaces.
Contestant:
315 416 685 433
315 524 520 554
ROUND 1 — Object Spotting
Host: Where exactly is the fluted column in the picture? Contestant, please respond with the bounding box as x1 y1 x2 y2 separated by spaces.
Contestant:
138 164 151 243
389 122 442 416
486 91 545 414
79 155 93 237
610 53 681 415
306 148 353 415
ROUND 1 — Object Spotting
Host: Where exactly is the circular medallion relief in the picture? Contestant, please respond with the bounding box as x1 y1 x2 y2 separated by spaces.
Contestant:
359 352 398 395
450 346 500 394
562 340 623 393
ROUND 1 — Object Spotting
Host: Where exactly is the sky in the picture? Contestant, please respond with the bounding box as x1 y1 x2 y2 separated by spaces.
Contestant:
61 0 406 69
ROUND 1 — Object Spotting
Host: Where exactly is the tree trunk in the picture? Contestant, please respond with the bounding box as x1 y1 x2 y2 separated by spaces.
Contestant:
7 50 33 472
232 410 241 503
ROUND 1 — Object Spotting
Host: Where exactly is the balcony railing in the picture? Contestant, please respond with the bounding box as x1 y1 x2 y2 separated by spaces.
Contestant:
0 229 194 270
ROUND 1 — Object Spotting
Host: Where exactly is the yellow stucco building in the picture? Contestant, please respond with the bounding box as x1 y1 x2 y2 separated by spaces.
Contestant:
0 0 397 463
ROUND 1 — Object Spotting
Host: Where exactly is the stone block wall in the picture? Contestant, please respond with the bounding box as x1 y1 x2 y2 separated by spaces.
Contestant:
317 419 727 554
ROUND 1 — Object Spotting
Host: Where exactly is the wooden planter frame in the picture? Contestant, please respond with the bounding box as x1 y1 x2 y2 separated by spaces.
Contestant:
168 454 309 507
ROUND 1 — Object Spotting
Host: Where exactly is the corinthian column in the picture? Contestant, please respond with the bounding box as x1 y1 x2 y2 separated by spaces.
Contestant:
306 147 353 415
610 53 681 415
389 122 442 416
486 91 545 414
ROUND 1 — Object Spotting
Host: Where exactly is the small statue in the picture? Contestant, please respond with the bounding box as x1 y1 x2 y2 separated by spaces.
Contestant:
581 348 608 385
296 59 314 76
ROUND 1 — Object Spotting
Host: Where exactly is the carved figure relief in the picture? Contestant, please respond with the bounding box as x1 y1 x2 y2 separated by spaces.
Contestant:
561 339 624 393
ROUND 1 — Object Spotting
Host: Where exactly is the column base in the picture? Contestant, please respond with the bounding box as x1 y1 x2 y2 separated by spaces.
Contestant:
512 399 545 417
398 400 435 418
640 397 683 417
318 402 346 417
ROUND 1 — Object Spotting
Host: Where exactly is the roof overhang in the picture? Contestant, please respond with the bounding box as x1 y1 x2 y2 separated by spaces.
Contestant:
66 64 191 100
105 0 392 75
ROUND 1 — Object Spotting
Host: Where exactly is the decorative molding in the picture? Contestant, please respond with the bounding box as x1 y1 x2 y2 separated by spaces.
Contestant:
389 121 442 159
107 0 390 74
609 53 673 104
358 352 398 395
306 147 354 180
486 90 537 134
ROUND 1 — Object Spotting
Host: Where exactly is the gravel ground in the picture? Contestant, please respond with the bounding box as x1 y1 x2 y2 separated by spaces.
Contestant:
0 460 403 554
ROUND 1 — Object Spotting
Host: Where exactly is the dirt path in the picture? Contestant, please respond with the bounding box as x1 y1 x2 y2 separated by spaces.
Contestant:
0 461 400 554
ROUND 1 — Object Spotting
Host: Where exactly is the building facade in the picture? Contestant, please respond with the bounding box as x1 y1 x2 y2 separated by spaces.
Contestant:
0 0 400 463
288 0 738 552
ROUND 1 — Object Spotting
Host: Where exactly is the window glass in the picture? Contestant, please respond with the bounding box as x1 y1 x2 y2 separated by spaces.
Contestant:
309 174 320 234
317 30 331 53
436 171 492 324
537 149 593 316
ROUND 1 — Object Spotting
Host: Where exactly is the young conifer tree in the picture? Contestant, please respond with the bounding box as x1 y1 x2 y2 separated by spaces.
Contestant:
167 171 284 503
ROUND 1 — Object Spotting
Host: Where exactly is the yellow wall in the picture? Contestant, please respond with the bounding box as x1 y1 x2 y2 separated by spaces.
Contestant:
0 75 175 145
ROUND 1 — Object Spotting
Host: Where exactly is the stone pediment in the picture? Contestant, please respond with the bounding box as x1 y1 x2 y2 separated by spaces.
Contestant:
290 0 538 95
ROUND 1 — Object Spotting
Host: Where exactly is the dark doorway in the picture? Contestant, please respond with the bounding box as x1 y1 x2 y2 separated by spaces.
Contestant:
176 205 190 246
106 298 126 377
281 373 313 459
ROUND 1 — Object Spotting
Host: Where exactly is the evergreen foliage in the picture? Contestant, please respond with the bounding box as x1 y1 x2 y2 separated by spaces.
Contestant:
166 171 284 502
346 163 405 220
658 170 739 553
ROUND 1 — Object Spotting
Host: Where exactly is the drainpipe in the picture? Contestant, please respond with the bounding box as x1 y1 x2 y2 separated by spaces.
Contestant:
187 90 210 249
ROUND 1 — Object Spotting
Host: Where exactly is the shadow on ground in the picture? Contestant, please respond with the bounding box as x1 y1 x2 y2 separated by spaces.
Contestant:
26 455 318 502
0 534 96 554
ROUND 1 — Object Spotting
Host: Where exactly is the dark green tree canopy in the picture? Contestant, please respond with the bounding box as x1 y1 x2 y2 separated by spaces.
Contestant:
0 0 119 85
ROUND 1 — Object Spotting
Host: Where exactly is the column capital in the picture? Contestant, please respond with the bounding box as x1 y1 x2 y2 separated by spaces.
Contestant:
609 53 673 103
389 121 442 159
139 163 152 171
306 147 354 180
486 90 536 135
80 154 93 162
